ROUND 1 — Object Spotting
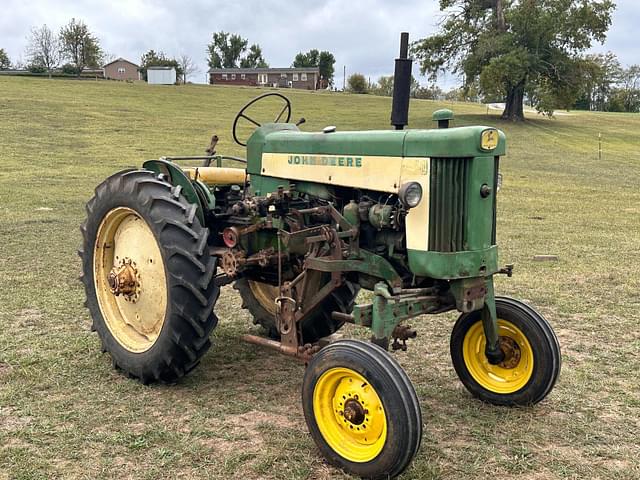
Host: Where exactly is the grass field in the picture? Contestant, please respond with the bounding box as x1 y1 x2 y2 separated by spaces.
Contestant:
0 76 639 480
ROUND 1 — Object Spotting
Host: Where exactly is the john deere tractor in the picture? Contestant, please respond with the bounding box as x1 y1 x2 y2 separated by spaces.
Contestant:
80 34 561 478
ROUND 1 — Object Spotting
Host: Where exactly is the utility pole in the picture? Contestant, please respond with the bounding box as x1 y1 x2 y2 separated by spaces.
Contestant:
343 65 346 91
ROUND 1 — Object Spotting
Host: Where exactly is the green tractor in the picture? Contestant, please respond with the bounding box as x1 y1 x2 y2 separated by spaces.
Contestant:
80 34 560 479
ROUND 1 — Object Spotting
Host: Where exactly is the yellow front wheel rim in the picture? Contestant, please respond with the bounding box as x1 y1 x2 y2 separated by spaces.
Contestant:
313 367 387 463
93 207 168 353
463 320 534 394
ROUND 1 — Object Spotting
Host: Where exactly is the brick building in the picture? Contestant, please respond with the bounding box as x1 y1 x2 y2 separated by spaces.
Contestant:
209 67 320 90
103 58 140 81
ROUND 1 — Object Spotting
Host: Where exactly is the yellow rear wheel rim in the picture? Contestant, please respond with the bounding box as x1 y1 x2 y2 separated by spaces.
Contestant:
462 319 534 394
313 367 387 463
248 280 279 316
93 207 168 353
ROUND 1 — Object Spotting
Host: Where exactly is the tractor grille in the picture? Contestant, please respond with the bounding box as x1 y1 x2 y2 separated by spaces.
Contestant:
428 157 471 252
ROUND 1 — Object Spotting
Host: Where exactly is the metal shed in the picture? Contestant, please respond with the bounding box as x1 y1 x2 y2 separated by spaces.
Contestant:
147 66 176 85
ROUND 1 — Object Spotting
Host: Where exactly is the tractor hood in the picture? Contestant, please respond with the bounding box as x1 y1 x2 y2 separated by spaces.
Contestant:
246 123 506 175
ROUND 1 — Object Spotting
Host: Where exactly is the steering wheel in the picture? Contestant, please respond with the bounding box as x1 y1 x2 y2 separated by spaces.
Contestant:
232 92 292 146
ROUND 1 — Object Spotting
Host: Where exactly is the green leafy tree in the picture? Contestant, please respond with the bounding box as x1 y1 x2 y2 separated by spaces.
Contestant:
293 49 336 85
59 18 103 76
139 50 183 81
615 65 640 113
26 24 60 78
574 52 621 111
413 0 614 120
373 75 394 96
293 49 319 68
347 73 368 94
239 44 268 68
0 48 10 70
207 32 268 69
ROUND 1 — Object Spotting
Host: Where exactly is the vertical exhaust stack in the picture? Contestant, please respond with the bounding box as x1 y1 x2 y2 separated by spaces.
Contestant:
391 32 413 130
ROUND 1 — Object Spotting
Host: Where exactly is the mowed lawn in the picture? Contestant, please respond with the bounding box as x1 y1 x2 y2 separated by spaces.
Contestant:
0 76 638 480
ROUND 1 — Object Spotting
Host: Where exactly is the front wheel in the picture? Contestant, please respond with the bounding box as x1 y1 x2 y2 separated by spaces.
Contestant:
450 296 561 406
302 340 422 479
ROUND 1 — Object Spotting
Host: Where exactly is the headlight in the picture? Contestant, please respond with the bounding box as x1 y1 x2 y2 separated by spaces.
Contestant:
399 182 423 208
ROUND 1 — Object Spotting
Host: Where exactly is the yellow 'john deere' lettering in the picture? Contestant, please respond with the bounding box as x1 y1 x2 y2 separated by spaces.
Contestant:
288 155 363 167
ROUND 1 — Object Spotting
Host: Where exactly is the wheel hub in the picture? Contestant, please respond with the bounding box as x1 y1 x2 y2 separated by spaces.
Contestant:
343 398 366 425
108 258 139 301
498 335 522 369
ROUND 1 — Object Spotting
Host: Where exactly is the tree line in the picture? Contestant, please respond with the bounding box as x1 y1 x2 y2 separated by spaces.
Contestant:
205 31 336 85
0 19 104 78
1 25 337 86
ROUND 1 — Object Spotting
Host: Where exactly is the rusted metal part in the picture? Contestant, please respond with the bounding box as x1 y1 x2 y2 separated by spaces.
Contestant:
108 258 139 302
220 247 279 277
343 399 366 425
498 335 521 369
240 334 319 362
221 250 244 277
497 264 514 277
391 324 417 351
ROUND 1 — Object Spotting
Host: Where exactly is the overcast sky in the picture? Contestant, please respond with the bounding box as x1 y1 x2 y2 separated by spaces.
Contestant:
1 0 638 87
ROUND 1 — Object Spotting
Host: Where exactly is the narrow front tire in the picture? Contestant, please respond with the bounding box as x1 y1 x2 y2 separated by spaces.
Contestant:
450 296 561 406
302 340 422 479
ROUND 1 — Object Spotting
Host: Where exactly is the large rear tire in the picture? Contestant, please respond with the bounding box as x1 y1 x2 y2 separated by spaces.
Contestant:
302 340 422 479
80 169 219 384
234 277 359 342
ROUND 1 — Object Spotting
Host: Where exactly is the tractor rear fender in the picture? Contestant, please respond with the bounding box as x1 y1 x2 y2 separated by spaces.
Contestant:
142 159 207 225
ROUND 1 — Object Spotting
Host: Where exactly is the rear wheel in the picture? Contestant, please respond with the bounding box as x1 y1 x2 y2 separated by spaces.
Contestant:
302 340 422 479
80 169 219 383
234 277 359 342
450 296 561 406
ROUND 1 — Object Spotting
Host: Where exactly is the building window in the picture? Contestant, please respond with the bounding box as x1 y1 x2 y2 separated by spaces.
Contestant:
117 67 126 74
222 73 228 80
293 73 299 81
231 73 236 80
301 73 307 81
241 73 246 80
258 73 268 84
281 73 287 78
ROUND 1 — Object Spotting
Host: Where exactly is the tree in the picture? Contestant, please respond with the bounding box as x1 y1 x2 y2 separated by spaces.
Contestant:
239 44 268 68
206 32 268 69
616 65 640 113
347 73 368 94
59 18 103 76
26 25 60 78
574 52 621 111
413 0 614 121
139 50 183 81
293 49 336 85
0 48 10 70
373 75 394 96
178 54 199 83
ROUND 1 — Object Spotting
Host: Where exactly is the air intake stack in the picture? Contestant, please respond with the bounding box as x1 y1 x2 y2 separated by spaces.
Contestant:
391 32 413 130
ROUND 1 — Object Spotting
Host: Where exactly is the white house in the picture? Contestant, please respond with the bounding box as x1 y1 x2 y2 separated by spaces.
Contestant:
147 66 176 85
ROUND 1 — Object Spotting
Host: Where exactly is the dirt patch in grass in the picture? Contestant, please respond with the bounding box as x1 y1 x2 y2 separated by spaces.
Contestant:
0 407 32 432
15 308 44 327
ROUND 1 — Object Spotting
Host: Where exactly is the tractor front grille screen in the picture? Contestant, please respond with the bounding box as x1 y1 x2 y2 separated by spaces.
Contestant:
428 157 471 252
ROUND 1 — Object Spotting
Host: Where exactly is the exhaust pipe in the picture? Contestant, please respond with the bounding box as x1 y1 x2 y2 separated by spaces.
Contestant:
391 32 413 130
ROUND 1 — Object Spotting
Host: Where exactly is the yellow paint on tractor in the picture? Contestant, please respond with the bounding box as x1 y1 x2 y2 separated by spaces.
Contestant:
462 319 535 394
93 207 168 353
313 367 387 463
183 167 247 185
